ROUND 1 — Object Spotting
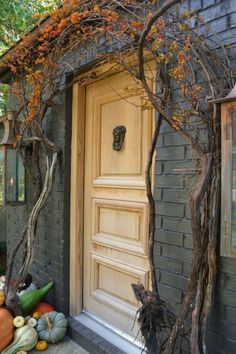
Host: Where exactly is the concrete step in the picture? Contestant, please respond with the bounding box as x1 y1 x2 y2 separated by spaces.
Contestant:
30 336 89 354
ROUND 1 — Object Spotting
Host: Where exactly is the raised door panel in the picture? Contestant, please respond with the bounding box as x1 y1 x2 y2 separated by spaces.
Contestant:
92 198 148 255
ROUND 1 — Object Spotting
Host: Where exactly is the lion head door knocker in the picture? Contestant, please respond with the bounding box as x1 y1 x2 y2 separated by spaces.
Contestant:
112 125 127 151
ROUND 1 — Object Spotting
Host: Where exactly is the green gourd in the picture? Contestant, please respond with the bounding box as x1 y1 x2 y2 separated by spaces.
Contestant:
36 311 67 343
2 325 38 354
20 281 54 314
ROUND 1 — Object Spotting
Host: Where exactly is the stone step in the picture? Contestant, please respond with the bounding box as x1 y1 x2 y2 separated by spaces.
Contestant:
30 336 89 354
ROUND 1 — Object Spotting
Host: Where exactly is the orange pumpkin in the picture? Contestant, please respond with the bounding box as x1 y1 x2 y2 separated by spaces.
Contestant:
32 302 55 316
0 308 14 351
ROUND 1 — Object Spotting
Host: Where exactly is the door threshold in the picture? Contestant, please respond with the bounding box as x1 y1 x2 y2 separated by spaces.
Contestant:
72 311 145 354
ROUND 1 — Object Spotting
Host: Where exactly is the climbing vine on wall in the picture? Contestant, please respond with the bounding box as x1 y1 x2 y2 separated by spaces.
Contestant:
0 0 234 353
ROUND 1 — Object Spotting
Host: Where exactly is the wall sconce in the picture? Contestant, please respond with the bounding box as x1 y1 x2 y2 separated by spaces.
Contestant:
0 112 25 205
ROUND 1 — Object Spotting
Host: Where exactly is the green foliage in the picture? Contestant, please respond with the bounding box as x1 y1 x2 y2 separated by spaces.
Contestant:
0 0 62 54
0 0 61 113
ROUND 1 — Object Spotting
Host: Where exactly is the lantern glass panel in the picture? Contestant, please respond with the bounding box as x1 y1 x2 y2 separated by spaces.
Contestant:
5 148 25 203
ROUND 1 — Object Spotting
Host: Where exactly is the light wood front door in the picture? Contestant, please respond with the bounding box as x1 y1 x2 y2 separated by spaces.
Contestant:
83 71 153 338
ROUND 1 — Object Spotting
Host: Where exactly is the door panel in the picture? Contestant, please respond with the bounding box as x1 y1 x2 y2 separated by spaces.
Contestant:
84 71 153 338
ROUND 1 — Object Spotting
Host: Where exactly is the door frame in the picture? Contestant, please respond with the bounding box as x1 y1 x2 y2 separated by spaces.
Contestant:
70 83 85 315
69 61 156 316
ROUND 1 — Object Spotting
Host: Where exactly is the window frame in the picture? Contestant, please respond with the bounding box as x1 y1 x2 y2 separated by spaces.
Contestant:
221 101 236 258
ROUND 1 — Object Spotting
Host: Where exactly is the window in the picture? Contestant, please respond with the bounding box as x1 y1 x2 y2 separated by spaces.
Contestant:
221 100 236 257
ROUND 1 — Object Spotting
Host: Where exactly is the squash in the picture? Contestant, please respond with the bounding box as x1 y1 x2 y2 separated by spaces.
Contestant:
20 281 54 314
0 308 14 351
35 340 48 351
27 317 37 327
13 316 25 328
32 311 41 320
32 302 55 316
36 311 67 343
0 290 5 305
2 325 38 354
0 275 6 291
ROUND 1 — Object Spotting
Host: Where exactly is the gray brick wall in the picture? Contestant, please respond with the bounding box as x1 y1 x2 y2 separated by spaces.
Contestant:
0 206 6 241
6 88 71 314
154 1 236 353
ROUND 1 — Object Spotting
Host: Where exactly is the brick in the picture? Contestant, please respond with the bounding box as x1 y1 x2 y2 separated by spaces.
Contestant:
154 242 162 256
163 189 188 203
160 121 173 133
155 175 184 189
208 318 236 341
219 272 236 291
168 301 182 315
215 288 236 308
155 161 162 174
155 229 184 246
184 176 199 191
203 16 228 34
164 132 188 146
155 202 185 217
190 0 202 11
230 12 236 27
185 145 198 160
225 338 236 353
155 215 162 229
206 330 224 351
156 135 163 147
156 146 185 161
162 244 193 263
160 270 188 291
200 2 232 23
153 188 162 201
184 234 193 249
155 256 183 274
219 257 236 275
203 0 215 8
158 283 182 303
211 303 227 321
163 217 192 234
179 0 189 13
226 306 236 324
183 262 192 277
163 160 194 174
185 204 192 219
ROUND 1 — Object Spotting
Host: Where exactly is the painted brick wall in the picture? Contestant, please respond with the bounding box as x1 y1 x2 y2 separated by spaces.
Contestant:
6 88 71 314
0 206 6 242
154 0 236 353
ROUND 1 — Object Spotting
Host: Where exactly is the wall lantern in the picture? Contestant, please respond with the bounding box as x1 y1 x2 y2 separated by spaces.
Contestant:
215 84 236 258
0 112 25 205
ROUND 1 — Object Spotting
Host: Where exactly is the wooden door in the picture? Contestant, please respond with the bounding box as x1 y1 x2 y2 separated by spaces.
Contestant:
83 71 153 338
